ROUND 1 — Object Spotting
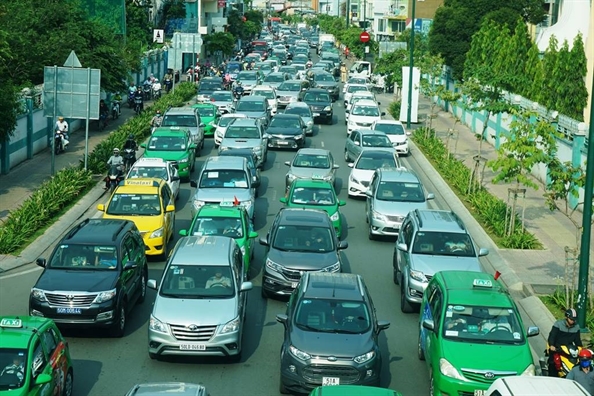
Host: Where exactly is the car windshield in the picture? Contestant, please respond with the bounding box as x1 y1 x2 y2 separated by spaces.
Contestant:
236 101 265 112
286 107 311 117
160 265 235 298
253 90 275 99
198 82 221 92
356 154 396 170
238 72 257 81
279 67 297 75
265 75 285 82
106 193 161 215
278 82 301 91
196 107 215 117
272 225 334 252
148 136 188 151
48 244 119 270
376 181 424 202
226 126 260 139
290 187 336 206
189 217 243 238
220 152 256 169
128 166 168 181
227 63 241 72
412 231 476 257
316 74 335 82
270 117 301 129
303 93 330 103
348 85 368 94
374 123 406 135
442 305 525 344
211 92 233 101
199 169 248 188
361 135 391 147
349 78 367 85
219 116 243 127
161 115 197 127
352 106 380 117
292 154 329 168
0 348 27 390
294 299 371 333
257 64 272 72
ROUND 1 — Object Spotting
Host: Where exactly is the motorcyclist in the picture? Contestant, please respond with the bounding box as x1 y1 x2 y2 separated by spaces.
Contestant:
112 92 122 115
105 148 124 189
233 81 244 98
566 349 594 393
163 70 173 92
55 116 69 148
99 100 109 126
150 110 163 128
548 308 582 376
123 134 138 151
133 87 144 112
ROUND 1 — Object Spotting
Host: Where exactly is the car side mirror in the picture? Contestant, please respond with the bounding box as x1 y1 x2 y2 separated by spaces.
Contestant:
365 190 372 198
276 313 288 325
179 229 188 236
377 102 381 105
241 281 253 292
279 197 287 204
36 258 47 268
171 175 180 182
406 131 412 136
34 374 52 386
422 318 435 332
377 320 390 332
97 204 106 212
189 144 197 150
333 164 340 169
259 236 269 246
199 123 205 127
165 204 175 212
345 109 349 113
381 112 386 116
140 143 147 148
427 193 435 200
284 161 291 166
249 231 258 239
347 163 354 168
148 279 158 290
354 141 360 146
123 260 138 270
338 200 346 207
338 240 348 250
190 180 198 188
397 242 408 252
527 326 540 337
478 248 489 257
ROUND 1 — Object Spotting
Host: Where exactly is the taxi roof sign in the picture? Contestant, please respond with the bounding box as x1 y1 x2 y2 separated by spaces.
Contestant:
473 279 493 288
220 201 237 207
0 318 23 328
124 179 160 187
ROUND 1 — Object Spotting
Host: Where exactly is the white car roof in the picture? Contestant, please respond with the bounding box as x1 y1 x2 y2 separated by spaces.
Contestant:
220 113 248 119
352 99 379 107
375 120 403 125
133 158 169 167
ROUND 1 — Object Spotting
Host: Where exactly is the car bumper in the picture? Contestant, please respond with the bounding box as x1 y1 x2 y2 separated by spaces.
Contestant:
148 327 242 357
393 142 410 154
142 234 167 256
278 98 297 107
369 218 403 237
262 270 300 296
347 179 369 197
29 301 118 327
215 134 223 146
434 370 490 396
280 353 381 394
404 276 429 305
267 138 304 149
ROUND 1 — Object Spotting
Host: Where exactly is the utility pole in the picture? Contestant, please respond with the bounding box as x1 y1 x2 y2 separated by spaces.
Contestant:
405 0 416 129
346 0 350 27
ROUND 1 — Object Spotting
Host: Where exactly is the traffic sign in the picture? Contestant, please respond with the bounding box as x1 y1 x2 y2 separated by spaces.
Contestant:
359 31 370 43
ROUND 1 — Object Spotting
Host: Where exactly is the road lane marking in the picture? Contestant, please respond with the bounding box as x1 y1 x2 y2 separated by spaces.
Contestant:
0 266 42 280
321 141 325 148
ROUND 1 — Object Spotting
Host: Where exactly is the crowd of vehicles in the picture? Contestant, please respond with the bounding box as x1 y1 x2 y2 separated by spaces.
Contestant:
2 24 580 396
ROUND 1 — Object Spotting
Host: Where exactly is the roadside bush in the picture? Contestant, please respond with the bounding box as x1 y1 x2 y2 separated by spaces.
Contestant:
413 127 541 249
388 101 401 120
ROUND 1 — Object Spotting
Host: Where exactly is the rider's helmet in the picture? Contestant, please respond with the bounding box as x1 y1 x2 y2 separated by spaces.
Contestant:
565 308 578 322
128 134 134 140
579 349 592 368
156 110 161 116
58 116 64 121
237 81 242 86
113 148 120 154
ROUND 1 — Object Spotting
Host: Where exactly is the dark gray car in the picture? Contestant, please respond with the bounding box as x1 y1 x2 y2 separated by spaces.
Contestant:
312 72 339 101
235 95 271 127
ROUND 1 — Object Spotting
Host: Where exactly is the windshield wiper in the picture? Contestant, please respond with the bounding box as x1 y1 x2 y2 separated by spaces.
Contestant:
160 292 183 298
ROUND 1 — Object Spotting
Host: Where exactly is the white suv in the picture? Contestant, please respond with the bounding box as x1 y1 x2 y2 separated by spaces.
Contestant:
346 99 385 135
251 86 278 115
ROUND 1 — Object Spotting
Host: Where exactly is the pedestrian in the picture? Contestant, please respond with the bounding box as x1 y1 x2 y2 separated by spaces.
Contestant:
340 63 347 83
566 349 594 394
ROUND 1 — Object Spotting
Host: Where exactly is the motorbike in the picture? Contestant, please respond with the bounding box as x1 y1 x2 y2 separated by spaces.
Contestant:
164 77 173 93
134 97 143 115
123 148 136 172
53 130 66 155
111 100 121 120
152 82 162 99
143 83 152 100
547 343 583 377
233 88 244 100
127 87 136 107
106 165 123 193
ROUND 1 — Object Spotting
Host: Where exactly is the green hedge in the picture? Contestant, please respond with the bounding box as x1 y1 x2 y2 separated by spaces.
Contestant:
413 128 541 249
0 83 197 255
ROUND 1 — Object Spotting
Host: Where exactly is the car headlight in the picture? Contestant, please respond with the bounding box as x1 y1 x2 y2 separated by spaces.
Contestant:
149 314 169 334
410 269 429 283
31 288 47 302
94 288 117 304
287 173 297 182
320 262 340 273
253 146 263 154
266 258 284 273
241 200 253 212
521 364 536 376
219 146 230 152
439 358 466 381
371 209 387 221
193 200 206 210
295 134 304 140
348 120 357 127
330 211 340 221
215 130 224 138
324 106 331 111
178 157 189 163
350 175 359 184
307 121 313 127
220 316 241 334
289 345 311 361
150 227 164 239
354 350 376 364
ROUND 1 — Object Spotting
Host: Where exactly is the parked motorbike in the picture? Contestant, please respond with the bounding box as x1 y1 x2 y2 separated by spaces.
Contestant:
123 148 136 172
152 82 162 99
547 343 583 377
111 100 121 120
106 165 123 193
134 97 143 115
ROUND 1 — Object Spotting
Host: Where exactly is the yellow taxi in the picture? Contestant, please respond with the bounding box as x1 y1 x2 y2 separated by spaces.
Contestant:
97 178 175 258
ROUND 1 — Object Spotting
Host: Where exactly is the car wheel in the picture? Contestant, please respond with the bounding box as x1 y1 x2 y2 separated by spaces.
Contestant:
368 224 375 240
279 374 289 394
110 303 126 337
393 254 400 284
138 270 147 304
62 369 73 396
344 150 349 162
418 332 425 361
400 280 414 313
429 370 435 396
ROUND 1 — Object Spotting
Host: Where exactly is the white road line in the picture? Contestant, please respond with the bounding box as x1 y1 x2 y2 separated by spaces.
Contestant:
321 141 325 148
0 266 41 280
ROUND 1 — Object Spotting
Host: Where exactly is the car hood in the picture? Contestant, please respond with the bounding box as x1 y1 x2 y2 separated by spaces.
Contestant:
305 101 331 110
212 100 234 107
373 199 428 218
153 294 238 325
277 90 300 97
298 116 313 125
145 150 189 161
410 255 483 275
268 249 338 270
351 168 375 183
267 127 302 136
441 338 531 374
291 327 374 357
290 167 333 179
35 269 119 292
240 80 258 86
239 111 267 119
386 134 407 144
194 188 253 203
349 115 381 124
316 82 338 89
101 213 164 234
221 139 261 150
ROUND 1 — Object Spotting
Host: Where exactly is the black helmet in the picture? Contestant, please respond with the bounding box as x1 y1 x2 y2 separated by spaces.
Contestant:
128 134 134 140
565 308 578 321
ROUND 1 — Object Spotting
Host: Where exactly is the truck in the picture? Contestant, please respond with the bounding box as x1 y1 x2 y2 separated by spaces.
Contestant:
349 61 372 78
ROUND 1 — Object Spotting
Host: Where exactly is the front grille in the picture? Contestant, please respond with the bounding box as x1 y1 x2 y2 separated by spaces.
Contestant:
357 122 371 127
360 181 369 188
281 267 302 281
281 96 292 101
170 324 217 341
302 365 360 384
461 369 516 384
45 292 98 308
385 215 404 222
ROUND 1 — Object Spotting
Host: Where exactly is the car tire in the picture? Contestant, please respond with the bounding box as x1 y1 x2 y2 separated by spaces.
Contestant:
400 280 414 313
279 375 289 394
261 288 269 299
429 369 435 396
110 303 126 337
368 224 375 240
62 369 73 396
393 253 400 284
418 332 425 361
138 270 148 304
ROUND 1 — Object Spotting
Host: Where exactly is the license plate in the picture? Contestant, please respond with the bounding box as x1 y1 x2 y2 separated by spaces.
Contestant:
291 282 298 288
313 113 320 117
322 377 340 386
179 344 206 351
277 141 289 145
56 308 82 314
474 391 486 396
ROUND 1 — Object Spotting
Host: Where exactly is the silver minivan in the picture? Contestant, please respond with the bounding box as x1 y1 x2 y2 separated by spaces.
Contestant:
161 107 205 154
147 236 253 361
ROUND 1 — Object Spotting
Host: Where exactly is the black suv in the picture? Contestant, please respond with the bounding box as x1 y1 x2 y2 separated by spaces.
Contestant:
29 219 148 337
301 88 333 125
259 208 348 298
276 272 390 394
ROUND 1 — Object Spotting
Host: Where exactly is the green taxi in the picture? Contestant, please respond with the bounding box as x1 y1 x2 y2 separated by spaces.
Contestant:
418 271 540 396
140 127 196 180
0 317 73 396
309 385 402 396
179 201 258 276
191 103 219 136
280 179 345 238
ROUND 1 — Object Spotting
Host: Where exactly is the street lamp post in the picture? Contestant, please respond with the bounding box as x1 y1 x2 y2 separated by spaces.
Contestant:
576 74 594 330
346 0 350 27
405 0 416 129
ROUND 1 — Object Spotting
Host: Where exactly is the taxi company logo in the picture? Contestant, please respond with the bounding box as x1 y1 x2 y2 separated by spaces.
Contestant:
187 324 199 331
67 295 75 301
484 372 495 379
327 356 337 361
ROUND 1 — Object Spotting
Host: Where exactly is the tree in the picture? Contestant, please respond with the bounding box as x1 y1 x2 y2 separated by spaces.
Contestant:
553 34 588 120
524 44 544 101
159 0 186 29
205 32 236 56
489 108 557 235
0 7 18 142
540 36 559 110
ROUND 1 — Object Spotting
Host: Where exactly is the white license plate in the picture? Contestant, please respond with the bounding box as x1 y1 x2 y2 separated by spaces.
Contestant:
474 391 486 396
56 308 82 314
291 282 298 288
277 141 289 145
322 377 340 386
179 344 206 351
313 113 320 117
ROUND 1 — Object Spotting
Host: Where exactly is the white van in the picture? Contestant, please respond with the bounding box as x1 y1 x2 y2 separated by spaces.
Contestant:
485 376 589 396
